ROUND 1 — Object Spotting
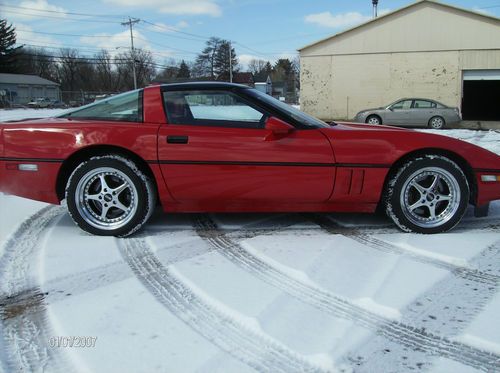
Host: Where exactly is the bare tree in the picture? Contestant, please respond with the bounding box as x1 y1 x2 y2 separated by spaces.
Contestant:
57 48 81 91
115 49 156 90
94 50 116 91
16 47 58 81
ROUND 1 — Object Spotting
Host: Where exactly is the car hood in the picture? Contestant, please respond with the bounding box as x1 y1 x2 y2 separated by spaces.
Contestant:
357 107 385 113
321 123 500 170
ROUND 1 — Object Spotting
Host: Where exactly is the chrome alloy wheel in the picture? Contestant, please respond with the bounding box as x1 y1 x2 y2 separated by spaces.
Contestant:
75 167 138 230
400 167 461 229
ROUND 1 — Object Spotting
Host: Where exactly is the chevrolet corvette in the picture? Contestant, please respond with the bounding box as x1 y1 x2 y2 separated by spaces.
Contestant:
0 82 499 236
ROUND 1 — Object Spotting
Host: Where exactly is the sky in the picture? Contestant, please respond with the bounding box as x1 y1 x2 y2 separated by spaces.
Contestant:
1 0 500 68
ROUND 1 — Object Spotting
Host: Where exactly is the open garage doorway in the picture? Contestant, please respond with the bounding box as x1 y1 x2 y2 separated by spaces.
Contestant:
462 70 500 121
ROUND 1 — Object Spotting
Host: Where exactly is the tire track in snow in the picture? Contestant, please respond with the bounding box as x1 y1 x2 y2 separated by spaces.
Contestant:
2 214 297 308
346 240 500 372
0 206 72 373
195 215 500 372
117 236 327 373
312 214 499 286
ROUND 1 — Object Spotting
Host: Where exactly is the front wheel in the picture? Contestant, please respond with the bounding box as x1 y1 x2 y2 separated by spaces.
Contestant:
366 115 382 125
385 156 469 234
65 155 156 237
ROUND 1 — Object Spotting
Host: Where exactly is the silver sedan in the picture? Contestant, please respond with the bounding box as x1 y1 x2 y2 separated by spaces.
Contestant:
354 98 461 129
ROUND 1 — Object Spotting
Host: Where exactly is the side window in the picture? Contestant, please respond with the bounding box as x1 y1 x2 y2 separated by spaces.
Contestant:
61 90 143 122
391 100 412 110
163 90 266 128
413 100 435 109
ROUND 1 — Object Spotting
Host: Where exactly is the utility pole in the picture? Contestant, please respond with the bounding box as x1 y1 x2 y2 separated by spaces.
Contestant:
229 41 233 83
122 17 140 89
372 0 379 18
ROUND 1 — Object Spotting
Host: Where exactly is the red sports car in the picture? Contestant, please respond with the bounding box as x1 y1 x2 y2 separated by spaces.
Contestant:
1 83 499 236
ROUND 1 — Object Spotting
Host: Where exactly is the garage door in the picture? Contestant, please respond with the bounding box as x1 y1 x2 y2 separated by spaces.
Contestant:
462 70 500 121
46 87 57 99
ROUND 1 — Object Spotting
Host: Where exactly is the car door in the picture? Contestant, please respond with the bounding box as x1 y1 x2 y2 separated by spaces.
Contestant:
157 88 335 206
412 99 436 125
385 99 413 125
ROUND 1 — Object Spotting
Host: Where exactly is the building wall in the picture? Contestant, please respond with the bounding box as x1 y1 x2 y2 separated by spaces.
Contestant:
299 2 500 121
0 83 60 104
301 51 458 120
301 49 500 121
301 2 500 57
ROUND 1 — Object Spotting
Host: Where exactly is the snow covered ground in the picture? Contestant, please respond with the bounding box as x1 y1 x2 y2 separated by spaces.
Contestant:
0 108 67 122
0 108 499 372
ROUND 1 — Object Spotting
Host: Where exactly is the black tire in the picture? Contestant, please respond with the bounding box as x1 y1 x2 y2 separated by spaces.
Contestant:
428 116 445 129
366 115 382 125
65 155 156 237
385 155 469 234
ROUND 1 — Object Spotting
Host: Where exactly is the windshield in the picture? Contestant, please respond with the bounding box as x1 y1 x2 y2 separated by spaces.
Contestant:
245 89 330 128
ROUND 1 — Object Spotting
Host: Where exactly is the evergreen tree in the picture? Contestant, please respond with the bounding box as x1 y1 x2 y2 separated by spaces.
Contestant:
213 40 237 81
177 60 191 79
194 37 221 78
0 19 21 73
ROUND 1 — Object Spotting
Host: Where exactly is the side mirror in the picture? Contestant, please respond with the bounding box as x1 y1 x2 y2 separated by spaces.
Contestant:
265 116 294 135
388 107 394 111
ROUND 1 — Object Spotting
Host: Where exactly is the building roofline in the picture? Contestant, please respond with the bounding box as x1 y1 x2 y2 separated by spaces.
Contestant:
298 0 500 52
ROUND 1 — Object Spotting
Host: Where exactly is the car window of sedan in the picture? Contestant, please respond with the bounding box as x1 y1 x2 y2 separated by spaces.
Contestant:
391 100 412 110
163 90 266 129
59 90 143 122
413 100 436 109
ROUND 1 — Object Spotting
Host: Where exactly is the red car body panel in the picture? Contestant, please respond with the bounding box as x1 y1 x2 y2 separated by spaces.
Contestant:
0 84 499 215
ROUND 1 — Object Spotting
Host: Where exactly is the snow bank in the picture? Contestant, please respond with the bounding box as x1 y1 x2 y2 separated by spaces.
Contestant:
420 129 500 155
0 109 67 122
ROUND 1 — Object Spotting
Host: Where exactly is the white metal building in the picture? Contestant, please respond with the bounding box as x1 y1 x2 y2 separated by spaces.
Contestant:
299 0 500 121
0 73 60 105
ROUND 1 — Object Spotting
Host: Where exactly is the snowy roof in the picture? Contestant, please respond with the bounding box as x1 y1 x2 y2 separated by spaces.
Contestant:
0 73 59 86
299 0 500 51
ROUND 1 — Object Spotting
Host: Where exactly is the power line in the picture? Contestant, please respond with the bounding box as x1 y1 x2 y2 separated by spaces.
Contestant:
1 9 122 24
15 29 115 38
15 51 176 69
140 20 209 41
0 3 127 18
134 36 199 55
17 42 191 61
14 28 200 56
135 24 207 43
477 4 500 9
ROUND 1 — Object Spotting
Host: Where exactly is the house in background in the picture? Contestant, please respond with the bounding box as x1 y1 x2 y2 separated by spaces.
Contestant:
255 76 272 95
299 0 500 121
231 72 255 87
0 73 60 105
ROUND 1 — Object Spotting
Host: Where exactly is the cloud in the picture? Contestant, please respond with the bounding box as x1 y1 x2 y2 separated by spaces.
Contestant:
238 54 261 68
13 0 67 20
305 9 391 29
80 30 149 55
102 0 221 16
79 30 176 59
305 11 370 28
145 21 190 33
15 23 62 47
472 7 494 16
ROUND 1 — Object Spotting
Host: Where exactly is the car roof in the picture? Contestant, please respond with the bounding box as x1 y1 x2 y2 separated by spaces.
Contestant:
397 98 437 102
158 81 251 91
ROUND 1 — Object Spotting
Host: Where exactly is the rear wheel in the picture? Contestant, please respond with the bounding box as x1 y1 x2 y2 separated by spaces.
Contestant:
428 116 445 129
366 115 382 125
385 155 469 234
65 155 156 237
